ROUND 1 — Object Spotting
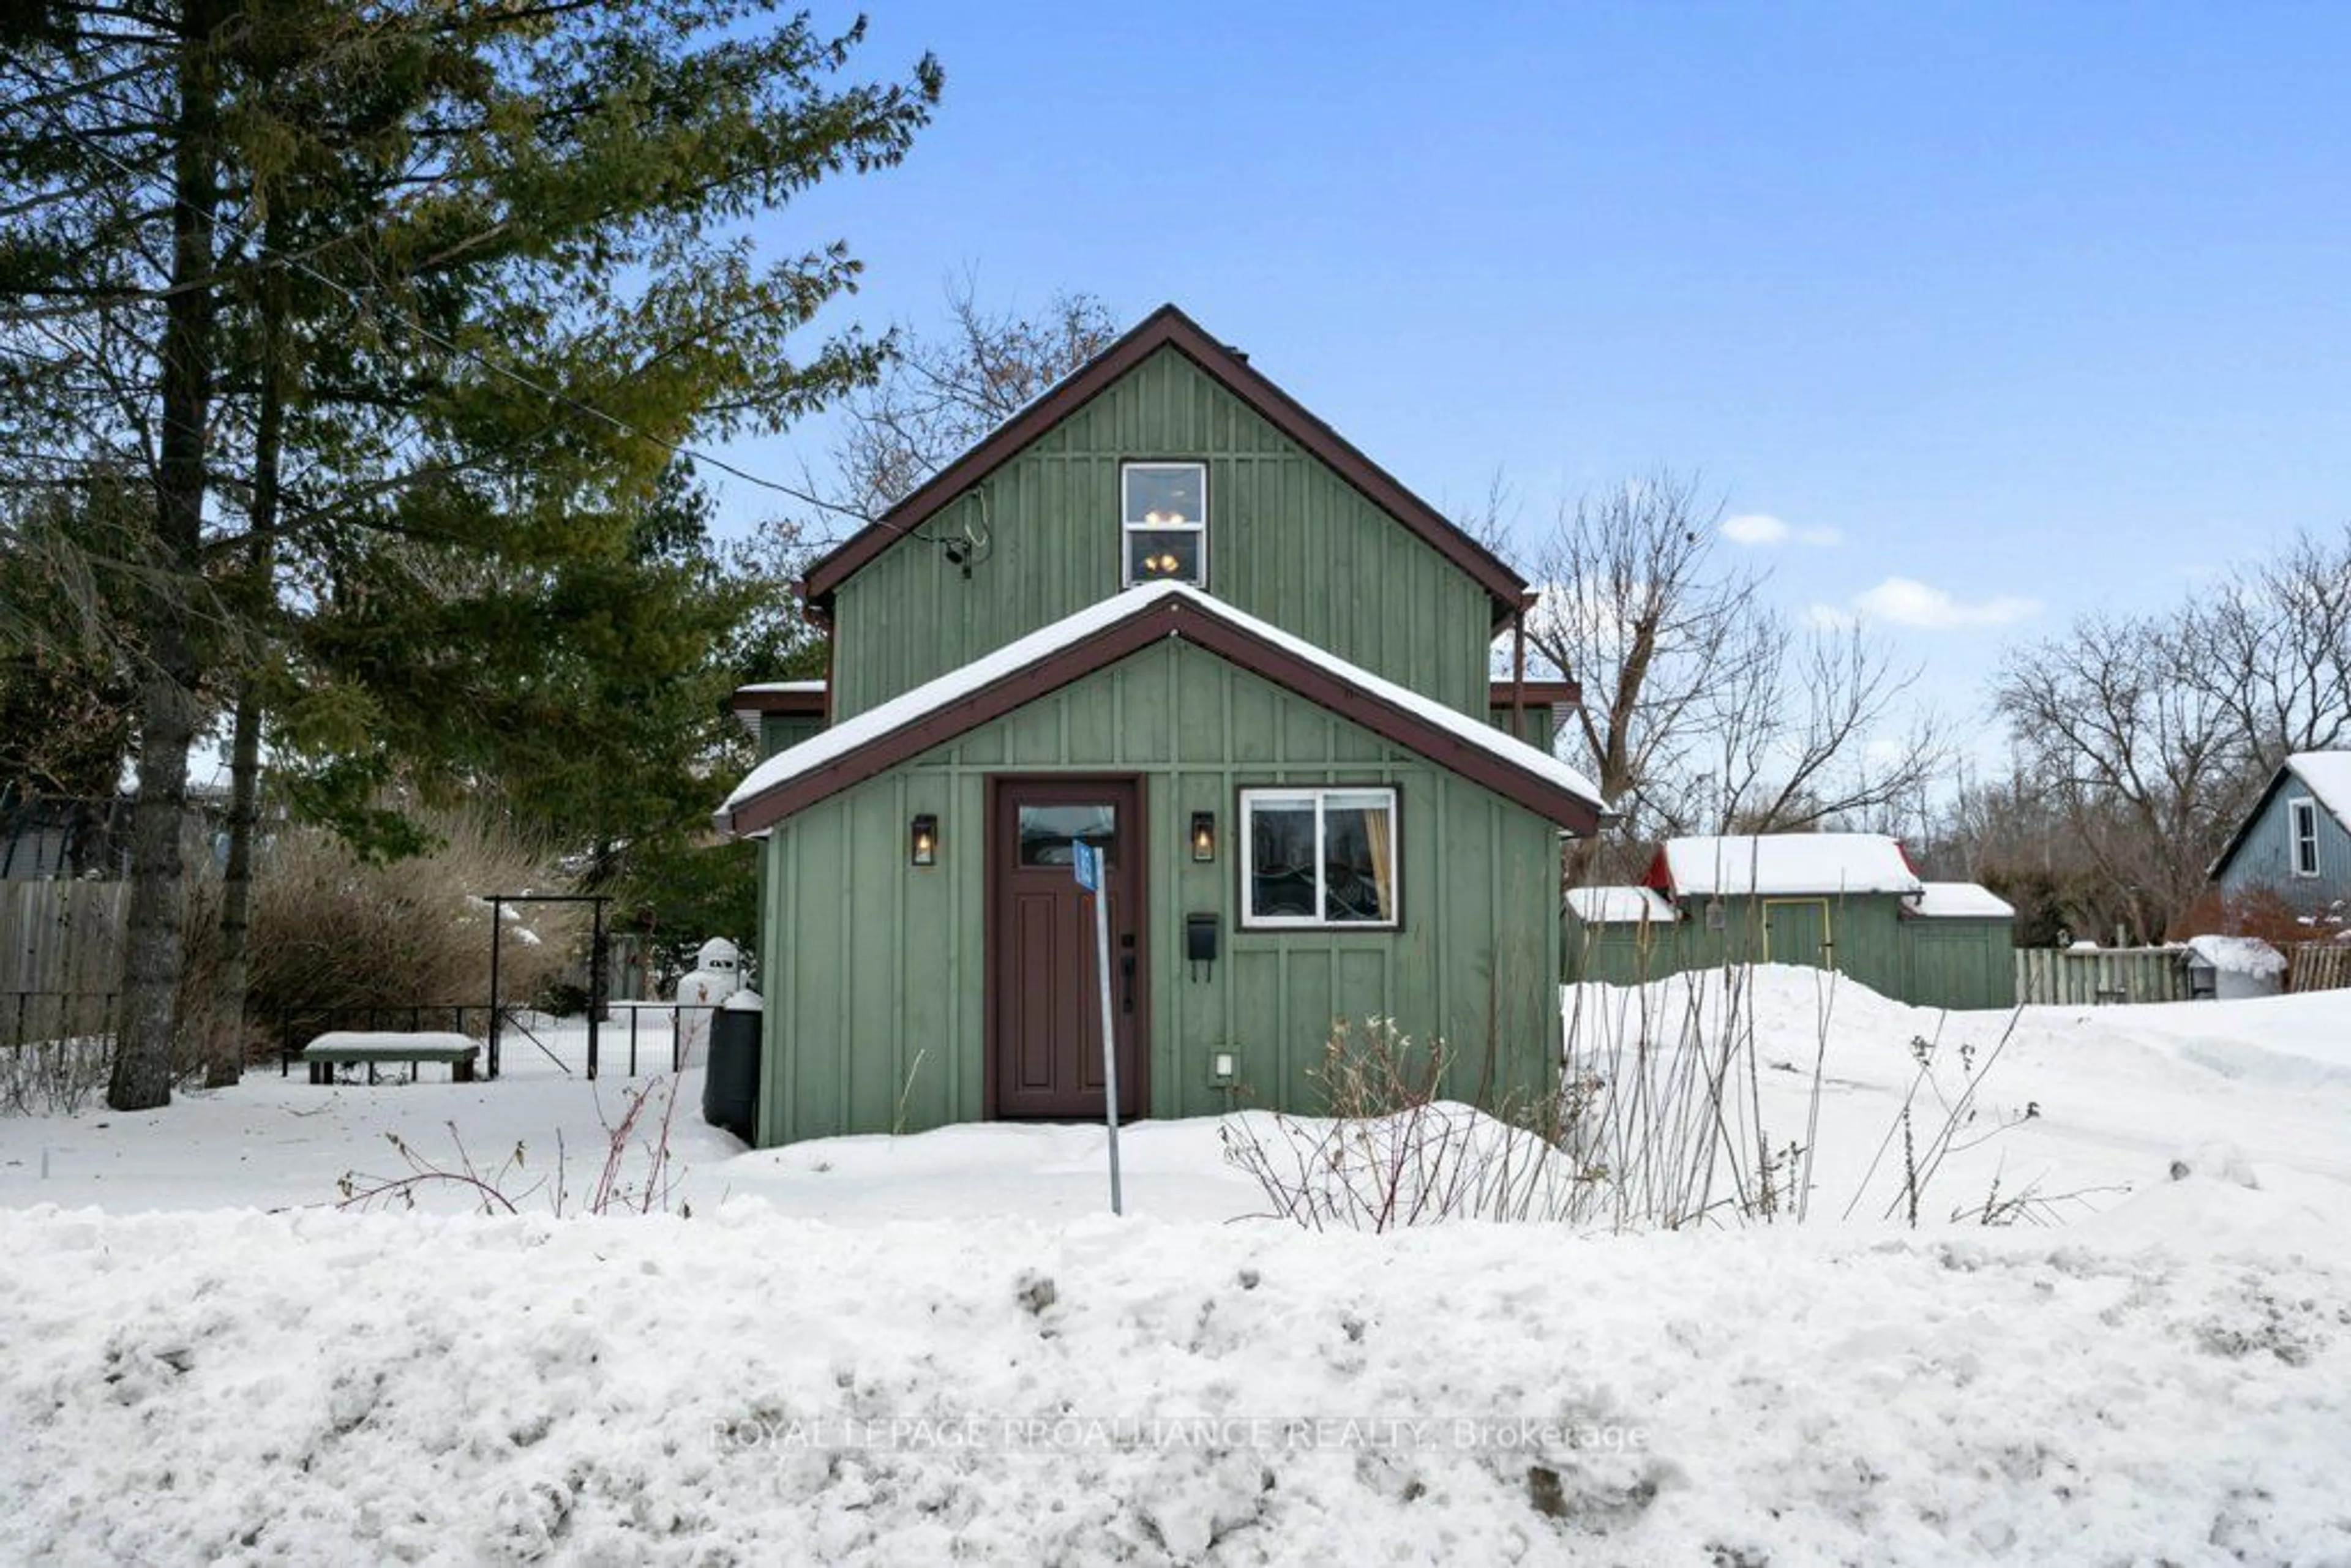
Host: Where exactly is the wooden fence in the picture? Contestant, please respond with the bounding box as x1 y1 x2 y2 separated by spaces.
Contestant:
2013 945 2192 1006
2290 943 2351 994
1 880 126 996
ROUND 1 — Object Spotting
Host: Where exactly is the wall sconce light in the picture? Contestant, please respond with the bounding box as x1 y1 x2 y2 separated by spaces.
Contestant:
910 814 937 867
1190 811 1216 863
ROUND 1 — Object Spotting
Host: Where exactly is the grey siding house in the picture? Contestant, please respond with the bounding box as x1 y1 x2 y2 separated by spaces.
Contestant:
2210 752 2351 923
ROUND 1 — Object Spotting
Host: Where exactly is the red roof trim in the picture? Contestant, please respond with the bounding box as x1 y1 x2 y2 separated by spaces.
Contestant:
800 304 1529 618
1489 679 1583 708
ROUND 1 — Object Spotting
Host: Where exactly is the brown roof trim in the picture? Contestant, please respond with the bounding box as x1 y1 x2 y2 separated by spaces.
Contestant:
1490 679 1583 708
730 684 827 718
724 598 1599 839
800 304 1530 621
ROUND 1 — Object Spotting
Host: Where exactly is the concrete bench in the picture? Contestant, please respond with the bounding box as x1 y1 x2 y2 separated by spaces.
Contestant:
302 1030 480 1085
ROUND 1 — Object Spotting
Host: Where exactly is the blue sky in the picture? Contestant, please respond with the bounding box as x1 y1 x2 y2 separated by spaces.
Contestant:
724 2 2351 730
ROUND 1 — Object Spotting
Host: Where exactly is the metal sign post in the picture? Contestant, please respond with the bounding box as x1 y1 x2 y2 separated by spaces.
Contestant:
1071 839 1123 1216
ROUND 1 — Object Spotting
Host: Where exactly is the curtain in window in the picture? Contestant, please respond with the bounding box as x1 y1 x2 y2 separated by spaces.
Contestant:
1360 801 1393 920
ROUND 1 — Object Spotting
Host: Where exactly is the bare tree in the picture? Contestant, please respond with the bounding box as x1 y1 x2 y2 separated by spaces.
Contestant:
1522 470 1944 872
1524 473 1766 815
1992 523 2351 940
811 281 1120 525
1674 619 1948 839
1993 611 2252 942
2188 523 2351 759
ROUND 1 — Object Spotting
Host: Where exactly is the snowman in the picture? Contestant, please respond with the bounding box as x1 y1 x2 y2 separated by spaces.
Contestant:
672 937 740 1065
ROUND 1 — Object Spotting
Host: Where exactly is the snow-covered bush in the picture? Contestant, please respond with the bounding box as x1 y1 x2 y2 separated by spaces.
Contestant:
1230 967 2040 1234
1220 1018 1591 1231
0 1013 110 1115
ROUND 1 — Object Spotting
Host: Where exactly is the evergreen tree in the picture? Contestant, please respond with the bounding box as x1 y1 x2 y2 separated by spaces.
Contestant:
1 1 941 1108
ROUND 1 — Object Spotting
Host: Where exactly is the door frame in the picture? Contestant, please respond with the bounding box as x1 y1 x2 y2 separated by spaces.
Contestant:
982 774 1152 1120
1759 896 1835 968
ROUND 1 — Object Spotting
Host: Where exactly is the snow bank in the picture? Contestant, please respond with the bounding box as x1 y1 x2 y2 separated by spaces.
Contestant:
2 1199 2347 1564
4 977 2350 1560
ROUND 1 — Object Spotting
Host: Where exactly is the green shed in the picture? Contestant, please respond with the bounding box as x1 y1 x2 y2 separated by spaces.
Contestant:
1564 835 2016 1010
1562 885 1682 987
716 307 1603 1146
1898 882 2020 1010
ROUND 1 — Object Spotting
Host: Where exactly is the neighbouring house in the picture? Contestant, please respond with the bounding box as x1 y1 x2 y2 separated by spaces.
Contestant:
714 306 1603 1147
2208 752 2351 929
0 788 129 880
1564 833 2017 1010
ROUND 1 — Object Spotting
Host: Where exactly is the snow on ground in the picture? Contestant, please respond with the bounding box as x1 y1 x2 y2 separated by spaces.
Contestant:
0 972 2347 1563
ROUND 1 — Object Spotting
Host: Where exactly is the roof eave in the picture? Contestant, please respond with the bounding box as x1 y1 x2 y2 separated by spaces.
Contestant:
723 593 1599 840
800 304 1529 617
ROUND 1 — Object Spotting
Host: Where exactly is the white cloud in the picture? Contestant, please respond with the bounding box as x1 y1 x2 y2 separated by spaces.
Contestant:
1722 512 1789 546
1723 513 1842 548
1850 576 2040 629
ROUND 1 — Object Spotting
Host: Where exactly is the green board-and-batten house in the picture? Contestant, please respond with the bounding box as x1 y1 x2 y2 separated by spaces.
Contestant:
715 306 1605 1147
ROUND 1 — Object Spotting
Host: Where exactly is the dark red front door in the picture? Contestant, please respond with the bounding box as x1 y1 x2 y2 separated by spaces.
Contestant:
989 778 1147 1119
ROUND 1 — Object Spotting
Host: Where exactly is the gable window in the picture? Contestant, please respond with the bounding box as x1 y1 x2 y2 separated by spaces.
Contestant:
1240 787 1398 928
1122 462 1207 587
2290 797 2320 877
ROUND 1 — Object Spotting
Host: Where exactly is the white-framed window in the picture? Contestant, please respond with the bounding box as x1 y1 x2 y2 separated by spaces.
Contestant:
1240 787 1398 929
1122 461 1207 587
2289 797 2320 877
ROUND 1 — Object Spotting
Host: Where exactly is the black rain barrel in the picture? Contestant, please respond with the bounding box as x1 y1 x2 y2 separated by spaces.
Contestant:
702 995 760 1141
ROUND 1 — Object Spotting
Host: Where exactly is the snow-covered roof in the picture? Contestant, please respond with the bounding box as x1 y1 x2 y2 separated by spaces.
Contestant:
1908 882 2015 920
1660 834 1923 899
719 583 1603 835
2284 752 2351 824
2186 934 2287 978
730 681 827 737
1565 886 1679 925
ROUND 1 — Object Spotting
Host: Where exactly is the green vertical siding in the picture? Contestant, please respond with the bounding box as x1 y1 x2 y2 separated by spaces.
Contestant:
1487 701 1556 752
758 713 825 759
1902 921 2017 1009
757 639 1563 1146
828 347 1498 724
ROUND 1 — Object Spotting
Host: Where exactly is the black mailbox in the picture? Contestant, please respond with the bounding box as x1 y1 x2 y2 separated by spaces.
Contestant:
1185 912 1219 978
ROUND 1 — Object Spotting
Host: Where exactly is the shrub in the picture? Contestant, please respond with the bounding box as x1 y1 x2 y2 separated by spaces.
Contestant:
337 1075 689 1217
203 808 581 1030
1220 1018 1584 1232
1227 968 2043 1235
